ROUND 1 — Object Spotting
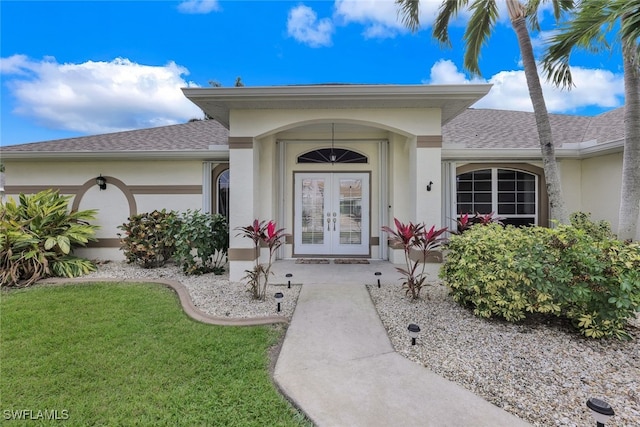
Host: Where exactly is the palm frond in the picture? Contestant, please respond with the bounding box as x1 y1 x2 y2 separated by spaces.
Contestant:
463 0 499 75
395 0 421 33
433 0 470 47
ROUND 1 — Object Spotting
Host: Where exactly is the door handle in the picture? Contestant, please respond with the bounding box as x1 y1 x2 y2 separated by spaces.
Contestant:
327 217 331 231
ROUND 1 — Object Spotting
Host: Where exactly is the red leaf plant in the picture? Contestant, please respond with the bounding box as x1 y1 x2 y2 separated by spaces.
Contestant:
236 219 287 300
382 218 447 299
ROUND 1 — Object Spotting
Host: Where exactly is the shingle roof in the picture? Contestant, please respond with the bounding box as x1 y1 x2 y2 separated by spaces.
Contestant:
442 108 623 148
1 106 624 154
1 119 228 152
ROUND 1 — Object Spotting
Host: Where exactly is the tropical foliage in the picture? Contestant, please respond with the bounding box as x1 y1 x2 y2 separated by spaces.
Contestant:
0 190 98 288
172 210 228 275
442 222 640 339
236 219 287 300
118 210 179 268
382 218 447 299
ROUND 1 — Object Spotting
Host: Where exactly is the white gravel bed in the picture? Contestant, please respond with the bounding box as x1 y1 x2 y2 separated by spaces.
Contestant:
368 280 640 427
84 261 299 320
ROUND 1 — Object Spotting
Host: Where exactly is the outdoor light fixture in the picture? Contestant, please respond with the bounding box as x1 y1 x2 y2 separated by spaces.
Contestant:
286 273 293 289
330 123 337 163
375 271 382 288
274 292 284 312
408 323 421 346
586 397 615 426
96 175 107 190
426 181 433 192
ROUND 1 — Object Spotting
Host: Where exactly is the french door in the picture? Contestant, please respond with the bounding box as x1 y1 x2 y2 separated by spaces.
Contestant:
294 172 369 256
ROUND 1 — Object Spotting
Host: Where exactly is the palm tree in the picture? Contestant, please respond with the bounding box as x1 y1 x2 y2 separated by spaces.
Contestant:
396 0 572 225
542 0 640 241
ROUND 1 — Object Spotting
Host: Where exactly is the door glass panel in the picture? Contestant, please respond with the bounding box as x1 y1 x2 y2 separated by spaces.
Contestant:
301 178 325 244
339 178 362 245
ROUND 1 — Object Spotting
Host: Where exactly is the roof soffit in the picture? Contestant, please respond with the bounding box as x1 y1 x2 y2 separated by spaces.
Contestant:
182 84 493 129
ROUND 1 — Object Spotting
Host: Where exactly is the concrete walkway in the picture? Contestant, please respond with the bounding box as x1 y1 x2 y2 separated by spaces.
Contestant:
272 262 531 427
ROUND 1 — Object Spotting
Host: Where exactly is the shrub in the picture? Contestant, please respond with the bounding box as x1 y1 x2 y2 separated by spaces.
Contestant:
441 223 640 339
0 190 98 288
569 211 615 241
117 210 178 268
173 210 228 275
382 218 447 299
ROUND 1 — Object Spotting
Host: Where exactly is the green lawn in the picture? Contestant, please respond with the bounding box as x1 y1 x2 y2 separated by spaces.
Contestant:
1 282 309 426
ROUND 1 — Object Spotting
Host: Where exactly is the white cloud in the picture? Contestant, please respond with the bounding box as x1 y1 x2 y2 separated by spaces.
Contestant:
0 55 203 134
287 5 334 48
427 59 624 113
335 0 441 39
177 0 219 14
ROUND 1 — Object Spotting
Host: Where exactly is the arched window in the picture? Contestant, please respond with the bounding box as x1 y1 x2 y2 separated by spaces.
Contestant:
457 168 538 226
217 169 229 218
297 148 367 164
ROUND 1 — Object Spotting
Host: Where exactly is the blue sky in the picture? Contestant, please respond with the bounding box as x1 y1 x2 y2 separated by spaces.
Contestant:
0 0 626 146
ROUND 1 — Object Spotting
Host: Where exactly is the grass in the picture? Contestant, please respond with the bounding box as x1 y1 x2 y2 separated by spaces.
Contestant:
1 282 310 426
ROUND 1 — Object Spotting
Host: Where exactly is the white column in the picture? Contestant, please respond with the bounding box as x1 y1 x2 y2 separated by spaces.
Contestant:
228 137 258 282
415 136 443 228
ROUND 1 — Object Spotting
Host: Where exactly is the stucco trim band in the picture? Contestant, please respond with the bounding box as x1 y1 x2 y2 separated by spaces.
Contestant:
229 137 254 149
417 135 443 148
228 247 259 261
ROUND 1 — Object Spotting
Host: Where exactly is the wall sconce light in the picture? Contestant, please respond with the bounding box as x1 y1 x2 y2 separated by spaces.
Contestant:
96 175 107 190
586 398 614 426
274 292 284 312
408 323 421 346
286 273 293 289
426 181 433 192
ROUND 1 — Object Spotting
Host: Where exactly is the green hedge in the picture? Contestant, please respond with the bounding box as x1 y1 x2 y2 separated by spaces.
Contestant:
441 222 640 339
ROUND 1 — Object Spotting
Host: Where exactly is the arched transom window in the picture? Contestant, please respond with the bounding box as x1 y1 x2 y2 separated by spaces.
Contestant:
457 168 538 226
297 148 368 164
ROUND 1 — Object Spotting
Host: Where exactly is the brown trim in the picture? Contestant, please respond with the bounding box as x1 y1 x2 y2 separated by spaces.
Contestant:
5 185 81 194
71 176 137 218
86 238 121 248
456 163 549 227
129 185 202 194
417 135 443 148
229 137 253 149
228 247 259 261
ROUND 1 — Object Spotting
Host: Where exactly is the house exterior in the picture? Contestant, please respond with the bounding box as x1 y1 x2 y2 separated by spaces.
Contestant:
1 84 634 281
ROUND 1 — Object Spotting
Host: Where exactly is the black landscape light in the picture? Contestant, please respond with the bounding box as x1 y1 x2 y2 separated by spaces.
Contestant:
96 175 107 190
408 324 420 346
286 273 293 289
274 292 284 312
586 398 614 427
375 271 382 288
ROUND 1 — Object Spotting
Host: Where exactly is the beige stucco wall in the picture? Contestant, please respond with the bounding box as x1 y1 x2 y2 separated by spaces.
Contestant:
4 159 205 261
580 152 623 231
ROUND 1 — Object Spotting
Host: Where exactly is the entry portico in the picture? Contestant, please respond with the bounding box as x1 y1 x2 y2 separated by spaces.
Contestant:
183 84 491 281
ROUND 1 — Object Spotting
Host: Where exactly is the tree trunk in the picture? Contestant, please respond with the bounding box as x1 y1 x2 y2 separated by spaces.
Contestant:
509 9 569 225
617 30 640 241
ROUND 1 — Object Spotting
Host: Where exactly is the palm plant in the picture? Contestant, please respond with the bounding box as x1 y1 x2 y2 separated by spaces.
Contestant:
542 0 640 241
396 0 573 225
